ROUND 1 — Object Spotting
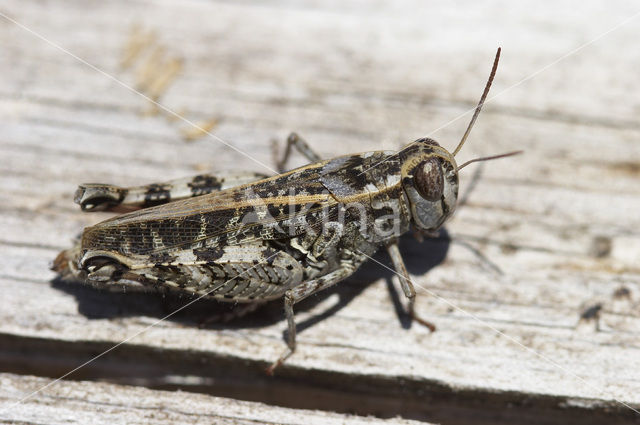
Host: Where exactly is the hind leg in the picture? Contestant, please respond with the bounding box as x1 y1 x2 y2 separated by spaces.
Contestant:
75 171 268 212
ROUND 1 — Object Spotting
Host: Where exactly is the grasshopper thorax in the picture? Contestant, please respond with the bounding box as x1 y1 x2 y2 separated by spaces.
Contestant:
399 138 459 232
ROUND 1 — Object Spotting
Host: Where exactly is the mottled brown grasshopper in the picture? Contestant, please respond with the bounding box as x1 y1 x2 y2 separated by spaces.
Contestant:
54 48 517 373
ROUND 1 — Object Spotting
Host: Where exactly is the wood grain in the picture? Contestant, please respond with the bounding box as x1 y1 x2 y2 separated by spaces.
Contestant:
1 373 428 425
1 0 639 424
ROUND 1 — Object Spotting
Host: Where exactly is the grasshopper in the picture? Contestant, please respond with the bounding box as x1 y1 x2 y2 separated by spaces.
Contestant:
54 48 517 373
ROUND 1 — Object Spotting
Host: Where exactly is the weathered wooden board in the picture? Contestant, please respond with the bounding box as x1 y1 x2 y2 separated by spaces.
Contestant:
1 0 639 424
0 373 427 425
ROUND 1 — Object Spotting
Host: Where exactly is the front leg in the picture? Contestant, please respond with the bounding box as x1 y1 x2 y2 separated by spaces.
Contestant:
75 171 268 212
386 242 436 332
272 132 322 173
266 264 356 374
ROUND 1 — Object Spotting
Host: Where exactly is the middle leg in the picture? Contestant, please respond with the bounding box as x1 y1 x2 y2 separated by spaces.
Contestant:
266 264 356 374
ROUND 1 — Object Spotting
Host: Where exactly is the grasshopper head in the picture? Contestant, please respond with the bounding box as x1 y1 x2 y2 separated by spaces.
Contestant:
397 48 505 232
400 138 459 232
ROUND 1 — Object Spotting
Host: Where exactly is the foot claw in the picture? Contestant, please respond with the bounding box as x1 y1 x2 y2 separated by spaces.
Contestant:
265 349 293 375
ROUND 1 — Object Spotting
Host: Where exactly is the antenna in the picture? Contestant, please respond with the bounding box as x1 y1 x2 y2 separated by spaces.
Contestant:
452 47 501 157
457 150 522 171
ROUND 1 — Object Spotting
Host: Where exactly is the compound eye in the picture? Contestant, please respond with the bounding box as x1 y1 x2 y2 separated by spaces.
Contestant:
414 158 444 201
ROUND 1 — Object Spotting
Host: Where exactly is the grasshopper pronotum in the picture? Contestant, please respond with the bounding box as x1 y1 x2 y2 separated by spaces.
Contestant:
54 48 517 373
